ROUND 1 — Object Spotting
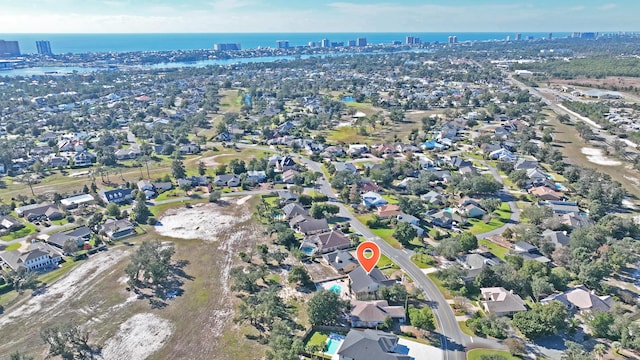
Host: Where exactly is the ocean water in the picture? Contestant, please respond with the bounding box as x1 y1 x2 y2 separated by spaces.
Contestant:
0 32 571 54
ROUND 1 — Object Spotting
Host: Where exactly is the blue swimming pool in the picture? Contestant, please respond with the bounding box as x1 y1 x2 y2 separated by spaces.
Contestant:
326 333 346 355
328 284 342 294
342 96 355 102
301 245 317 255
444 207 453 213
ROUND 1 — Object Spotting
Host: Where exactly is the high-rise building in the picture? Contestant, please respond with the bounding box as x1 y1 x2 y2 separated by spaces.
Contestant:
308 41 317 47
36 40 52 56
406 36 420 45
548 33 553 40
515 33 522 41
0 40 20 57
275 40 289 49
321 38 330 48
214 43 241 51
448 36 457 44
505 35 511 41
356 37 367 47
347 40 357 47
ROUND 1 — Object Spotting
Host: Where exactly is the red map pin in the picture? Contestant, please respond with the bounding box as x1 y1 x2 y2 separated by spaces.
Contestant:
356 241 381 274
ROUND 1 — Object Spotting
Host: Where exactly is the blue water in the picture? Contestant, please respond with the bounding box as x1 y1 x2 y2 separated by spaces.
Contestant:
444 207 453 213
0 32 574 54
555 183 563 190
328 284 342 294
244 94 252 107
342 96 355 102
326 334 346 355
301 246 316 255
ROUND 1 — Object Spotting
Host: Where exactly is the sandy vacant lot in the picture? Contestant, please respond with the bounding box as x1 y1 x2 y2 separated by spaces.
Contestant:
581 147 622 166
155 202 252 241
100 313 173 360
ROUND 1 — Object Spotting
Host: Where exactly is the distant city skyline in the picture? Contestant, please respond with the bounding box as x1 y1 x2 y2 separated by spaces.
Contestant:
0 0 637 33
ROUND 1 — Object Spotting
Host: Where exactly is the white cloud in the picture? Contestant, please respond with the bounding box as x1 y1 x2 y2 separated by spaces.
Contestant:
599 3 617 10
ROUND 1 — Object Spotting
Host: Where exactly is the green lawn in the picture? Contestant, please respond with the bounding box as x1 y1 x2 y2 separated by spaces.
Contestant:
371 228 402 249
458 321 475 336
155 189 183 202
0 222 37 241
263 196 280 207
381 194 399 205
305 330 329 352
467 349 521 360
411 254 436 269
479 239 510 260
427 272 453 299
4 243 21 251
378 254 399 269
467 203 511 235
38 258 80 285
51 218 69 226
326 126 378 144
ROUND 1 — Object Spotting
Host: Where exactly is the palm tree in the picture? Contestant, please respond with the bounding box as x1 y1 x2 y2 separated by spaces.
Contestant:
592 343 606 360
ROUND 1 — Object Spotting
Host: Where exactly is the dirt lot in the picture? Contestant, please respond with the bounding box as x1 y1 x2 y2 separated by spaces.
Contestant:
552 77 640 91
0 197 268 360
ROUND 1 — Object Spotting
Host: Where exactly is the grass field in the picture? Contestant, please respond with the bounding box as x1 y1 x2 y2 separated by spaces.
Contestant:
467 349 521 360
326 126 378 144
219 89 243 113
4 242 21 251
0 222 37 241
458 321 475 336
479 239 511 260
427 272 453 299
411 254 436 269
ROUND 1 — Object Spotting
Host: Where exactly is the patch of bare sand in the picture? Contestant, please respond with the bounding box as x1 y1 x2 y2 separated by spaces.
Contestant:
0 250 125 328
199 154 226 167
155 203 251 241
99 313 173 360
236 195 252 205
580 147 622 166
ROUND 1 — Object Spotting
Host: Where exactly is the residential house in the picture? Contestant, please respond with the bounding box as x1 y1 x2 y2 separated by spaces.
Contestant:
73 150 96 167
480 287 527 316
396 177 416 189
359 180 382 193
489 148 516 162
348 144 369 157
60 194 95 209
213 174 241 187
529 186 564 201
526 168 549 186
246 170 267 184
114 147 141 160
376 204 402 219
348 266 396 300
350 300 406 328
334 162 358 174
300 230 350 255
514 159 539 171
541 285 613 313
0 249 60 272
15 203 63 222
362 192 388 208
137 179 155 192
297 218 330 236
276 156 296 171
463 204 487 219
46 226 92 250
545 201 580 215
337 329 410 360
99 188 133 204
428 209 464 228
513 241 551 264
278 190 298 203
282 203 308 219
420 190 445 205
559 212 592 229
100 219 136 240
281 169 299 184
457 252 503 282
323 250 359 274
153 182 173 192
0 215 24 232
178 143 200 155
542 229 570 248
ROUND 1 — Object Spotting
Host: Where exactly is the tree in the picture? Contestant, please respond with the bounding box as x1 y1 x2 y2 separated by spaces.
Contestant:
592 344 606 360
105 202 120 218
504 338 526 356
9 352 34 360
198 161 207 176
480 198 502 213
288 265 312 288
379 283 408 304
209 190 222 203
307 290 348 326
588 311 615 339
512 301 568 339
521 205 553 225
437 264 466 290
41 322 95 360
398 196 425 217
125 240 175 289
562 342 596 360
393 222 418 246
171 159 186 179
63 239 78 255
456 232 478 252
508 170 529 189
408 306 435 331
2 268 39 294
132 193 152 224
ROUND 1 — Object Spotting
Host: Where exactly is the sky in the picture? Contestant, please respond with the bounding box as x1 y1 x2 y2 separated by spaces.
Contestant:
0 0 637 33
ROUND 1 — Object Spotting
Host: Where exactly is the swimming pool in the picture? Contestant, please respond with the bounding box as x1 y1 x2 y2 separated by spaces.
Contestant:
444 207 453 213
326 333 346 355
328 284 342 294
301 245 317 256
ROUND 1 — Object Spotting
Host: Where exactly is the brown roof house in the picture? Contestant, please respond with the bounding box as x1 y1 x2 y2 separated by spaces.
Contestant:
300 230 351 256
541 285 613 313
350 300 406 328
480 287 527 316
529 186 564 201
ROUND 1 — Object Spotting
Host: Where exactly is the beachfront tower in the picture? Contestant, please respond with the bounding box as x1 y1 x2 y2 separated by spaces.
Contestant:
36 40 53 56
